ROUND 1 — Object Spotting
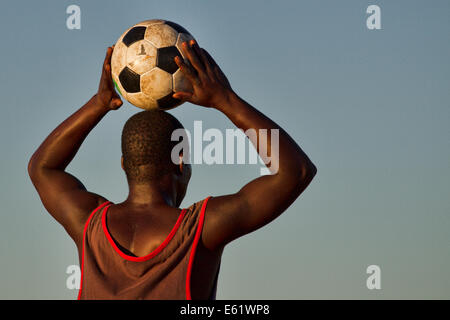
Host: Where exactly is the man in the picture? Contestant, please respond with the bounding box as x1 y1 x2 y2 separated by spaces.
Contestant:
28 39 317 300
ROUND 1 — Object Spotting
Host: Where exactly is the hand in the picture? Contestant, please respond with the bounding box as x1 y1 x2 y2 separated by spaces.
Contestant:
95 46 123 110
173 40 233 109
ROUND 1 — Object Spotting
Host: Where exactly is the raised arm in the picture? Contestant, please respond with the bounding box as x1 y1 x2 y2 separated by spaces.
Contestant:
173 40 317 251
27 46 122 247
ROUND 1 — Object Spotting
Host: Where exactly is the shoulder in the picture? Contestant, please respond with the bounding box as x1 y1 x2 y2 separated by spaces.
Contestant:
195 194 250 251
183 196 229 252
183 196 212 219
67 195 111 248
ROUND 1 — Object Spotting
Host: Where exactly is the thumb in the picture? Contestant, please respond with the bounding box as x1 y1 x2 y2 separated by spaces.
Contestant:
173 91 193 101
110 97 123 109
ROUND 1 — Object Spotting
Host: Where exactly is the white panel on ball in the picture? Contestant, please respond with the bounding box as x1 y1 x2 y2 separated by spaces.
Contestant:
126 92 157 110
135 19 165 27
126 40 157 74
111 40 128 77
141 68 173 100
144 23 178 48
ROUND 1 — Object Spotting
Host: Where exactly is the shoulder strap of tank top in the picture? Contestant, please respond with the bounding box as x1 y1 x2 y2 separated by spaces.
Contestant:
77 200 111 300
186 196 212 300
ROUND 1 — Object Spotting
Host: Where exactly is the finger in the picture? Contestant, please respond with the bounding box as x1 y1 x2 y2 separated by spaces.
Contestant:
112 90 121 99
99 67 108 90
181 40 205 74
203 49 226 82
104 46 113 69
174 56 199 85
202 49 230 87
191 40 214 77
172 91 193 101
191 41 205 63
111 98 123 108
100 64 113 91
100 50 113 87
198 48 216 79
104 46 112 62
202 49 220 69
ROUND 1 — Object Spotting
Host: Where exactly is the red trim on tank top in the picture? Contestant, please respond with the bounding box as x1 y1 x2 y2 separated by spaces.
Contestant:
77 200 112 300
186 196 211 300
101 205 187 262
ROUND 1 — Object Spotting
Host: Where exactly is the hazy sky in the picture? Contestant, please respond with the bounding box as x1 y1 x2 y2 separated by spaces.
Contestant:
0 0 449 299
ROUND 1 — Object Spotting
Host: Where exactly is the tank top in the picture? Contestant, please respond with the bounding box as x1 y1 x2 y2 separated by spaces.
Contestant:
77 196 218 300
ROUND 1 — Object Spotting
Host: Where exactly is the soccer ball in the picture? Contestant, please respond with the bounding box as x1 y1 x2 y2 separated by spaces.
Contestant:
111 20 195 110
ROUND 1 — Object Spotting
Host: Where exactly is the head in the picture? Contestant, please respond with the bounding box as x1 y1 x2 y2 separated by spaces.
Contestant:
121 110 191 205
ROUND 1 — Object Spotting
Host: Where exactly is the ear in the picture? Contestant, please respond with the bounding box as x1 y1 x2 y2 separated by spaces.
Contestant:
121 156 124 171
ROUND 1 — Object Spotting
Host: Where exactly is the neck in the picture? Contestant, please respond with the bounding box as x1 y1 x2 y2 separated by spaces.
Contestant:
125 176 177 207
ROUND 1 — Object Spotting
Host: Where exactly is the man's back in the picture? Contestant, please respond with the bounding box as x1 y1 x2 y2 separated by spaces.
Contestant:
105 202 186 257
78 197 222 300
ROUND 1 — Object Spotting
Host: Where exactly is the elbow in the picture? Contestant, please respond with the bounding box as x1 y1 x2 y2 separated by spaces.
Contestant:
285 162 316 199
27 153 41 180
280 159 317 186
301 161 317 182
27 156 36 180
308 162 317 178
291 161 316 194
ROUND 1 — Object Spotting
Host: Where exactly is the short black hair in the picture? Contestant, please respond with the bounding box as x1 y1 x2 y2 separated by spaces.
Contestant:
121 110 184 182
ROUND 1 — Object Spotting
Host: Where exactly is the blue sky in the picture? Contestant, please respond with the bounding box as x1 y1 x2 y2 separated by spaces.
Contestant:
0 0 449 299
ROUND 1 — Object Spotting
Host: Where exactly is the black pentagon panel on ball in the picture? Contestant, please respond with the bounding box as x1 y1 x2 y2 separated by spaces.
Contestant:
157 92 182 109
156 46 182 74
122 26 147 47
164 21 191 35
118 67 141 93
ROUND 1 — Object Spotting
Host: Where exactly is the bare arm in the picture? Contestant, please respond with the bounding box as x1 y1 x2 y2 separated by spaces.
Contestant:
173 40 317 251
28 46 122 247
